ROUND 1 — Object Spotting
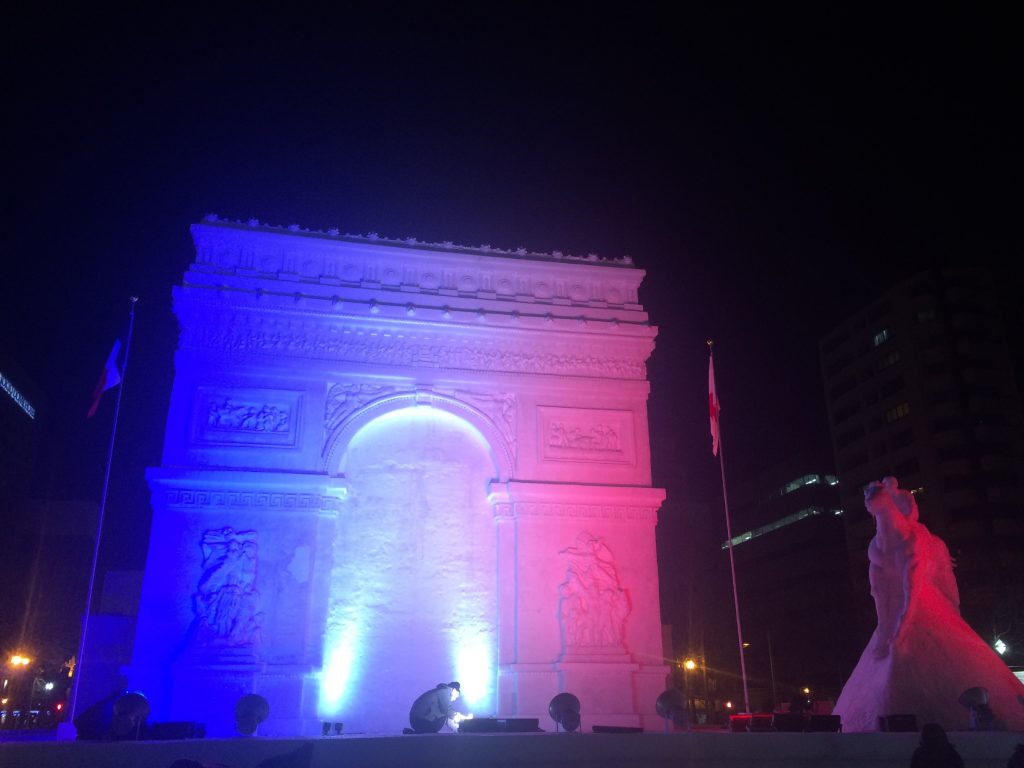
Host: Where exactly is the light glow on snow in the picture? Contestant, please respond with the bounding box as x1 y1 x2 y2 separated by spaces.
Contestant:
320 618 362 713
320 406 498 730
451 631 496 711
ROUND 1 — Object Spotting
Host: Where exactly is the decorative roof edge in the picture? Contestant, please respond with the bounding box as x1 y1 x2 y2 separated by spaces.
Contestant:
199 214 636 268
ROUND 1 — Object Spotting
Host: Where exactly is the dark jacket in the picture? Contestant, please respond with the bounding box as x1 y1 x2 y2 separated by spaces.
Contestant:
409 685 454 733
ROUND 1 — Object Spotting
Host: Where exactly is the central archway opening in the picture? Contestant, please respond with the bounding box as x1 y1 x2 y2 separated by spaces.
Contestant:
320 406 498 733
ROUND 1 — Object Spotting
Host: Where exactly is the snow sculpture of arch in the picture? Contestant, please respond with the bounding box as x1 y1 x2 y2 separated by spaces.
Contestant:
129 218 667 735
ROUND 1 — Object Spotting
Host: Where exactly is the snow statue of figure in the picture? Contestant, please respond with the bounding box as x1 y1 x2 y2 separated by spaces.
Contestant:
190 527 262 651
834 477 1024 732
558 533 631 655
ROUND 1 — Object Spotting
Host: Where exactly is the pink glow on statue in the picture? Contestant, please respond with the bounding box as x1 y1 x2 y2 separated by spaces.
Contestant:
835 477 1024 731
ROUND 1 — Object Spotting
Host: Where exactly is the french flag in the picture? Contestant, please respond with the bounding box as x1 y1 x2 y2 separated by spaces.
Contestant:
87 340 122 418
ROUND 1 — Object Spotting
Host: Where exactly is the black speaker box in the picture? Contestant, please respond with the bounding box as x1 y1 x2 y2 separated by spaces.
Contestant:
592 725 643 733
772 712 806 732
879 714 917 732
806 714 841 732
458 718 540 733
146 721 206 740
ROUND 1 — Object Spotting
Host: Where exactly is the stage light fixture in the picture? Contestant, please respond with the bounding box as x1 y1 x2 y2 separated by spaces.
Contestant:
548 692 581 732
234 693 269 736
334 722 343 735
111 691 150 740
655 689 686 731
957 687 994 730
322 722 331 736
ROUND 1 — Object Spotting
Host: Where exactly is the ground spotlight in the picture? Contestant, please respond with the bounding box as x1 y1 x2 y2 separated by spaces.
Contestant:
957 687 994 730
655 689 686 731
234 693 269 736
549 692 581 732
111 691 150 740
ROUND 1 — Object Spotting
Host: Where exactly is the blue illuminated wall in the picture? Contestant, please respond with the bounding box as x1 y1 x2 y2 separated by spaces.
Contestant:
129 218 668 736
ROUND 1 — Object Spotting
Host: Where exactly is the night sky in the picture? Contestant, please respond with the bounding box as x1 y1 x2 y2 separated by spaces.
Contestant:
4 7 1020 633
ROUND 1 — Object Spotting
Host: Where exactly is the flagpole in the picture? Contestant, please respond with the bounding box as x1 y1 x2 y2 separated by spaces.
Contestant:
65 296 138 732
708 340 751 715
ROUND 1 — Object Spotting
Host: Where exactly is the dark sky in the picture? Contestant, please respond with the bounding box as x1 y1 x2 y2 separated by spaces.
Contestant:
3 5 1020 583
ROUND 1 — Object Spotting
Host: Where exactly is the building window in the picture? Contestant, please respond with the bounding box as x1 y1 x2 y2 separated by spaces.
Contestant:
879 350 901 370
885 402 911 423
722 507 824 549
872 329 891 347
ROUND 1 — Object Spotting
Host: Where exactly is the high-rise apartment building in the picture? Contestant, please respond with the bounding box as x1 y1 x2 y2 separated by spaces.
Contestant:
819 266 1024 659
727 456 857 704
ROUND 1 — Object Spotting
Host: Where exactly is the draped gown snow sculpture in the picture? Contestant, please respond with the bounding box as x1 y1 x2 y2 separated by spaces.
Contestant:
834 477 1024 731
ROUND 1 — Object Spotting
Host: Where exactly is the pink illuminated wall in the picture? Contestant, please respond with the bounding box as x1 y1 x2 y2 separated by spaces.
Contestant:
129 218 668 735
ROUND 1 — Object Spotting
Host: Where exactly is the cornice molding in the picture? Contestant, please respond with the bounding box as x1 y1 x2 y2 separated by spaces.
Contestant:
190 220 645 312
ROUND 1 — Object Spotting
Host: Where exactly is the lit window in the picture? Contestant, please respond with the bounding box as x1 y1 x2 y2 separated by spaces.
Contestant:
872 329 890 347
722 507 823 548
0 371 36 419
885 402 910 423
776 474 821 497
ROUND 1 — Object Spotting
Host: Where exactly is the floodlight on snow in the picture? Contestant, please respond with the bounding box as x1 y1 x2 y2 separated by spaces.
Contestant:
958 687 994 731
235 693 270 736
548 692 581 732
655 688 686 731
110 691 150 740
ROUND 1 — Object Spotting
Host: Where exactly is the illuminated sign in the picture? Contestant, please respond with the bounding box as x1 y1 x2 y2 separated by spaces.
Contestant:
0 371 36 419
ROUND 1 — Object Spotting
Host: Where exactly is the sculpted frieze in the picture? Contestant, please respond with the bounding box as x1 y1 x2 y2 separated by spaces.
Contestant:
453 389 517 457
538 407 635 464
161 488 344 513
324 382 396 449
194 388 301 447
180 310 648 379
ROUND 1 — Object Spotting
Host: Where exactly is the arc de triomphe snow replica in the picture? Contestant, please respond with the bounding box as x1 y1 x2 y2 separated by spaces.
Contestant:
129 217 668 736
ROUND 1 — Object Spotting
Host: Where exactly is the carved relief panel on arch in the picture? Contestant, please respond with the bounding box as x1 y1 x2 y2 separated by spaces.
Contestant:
557 532 631 658
538 406 636 465
188 527 263 657
193 387 302 448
